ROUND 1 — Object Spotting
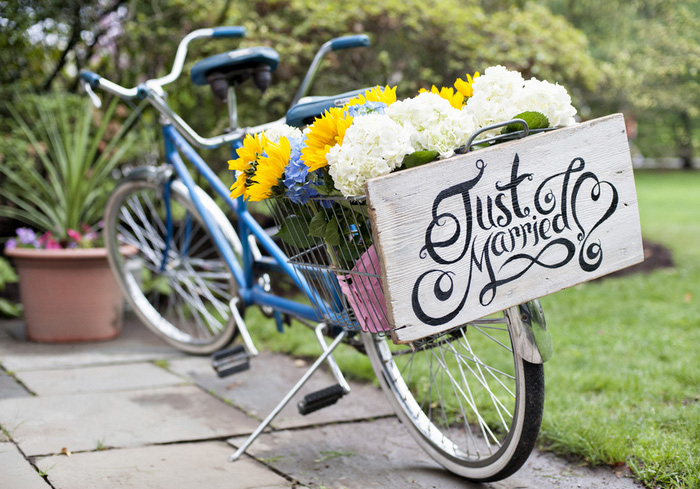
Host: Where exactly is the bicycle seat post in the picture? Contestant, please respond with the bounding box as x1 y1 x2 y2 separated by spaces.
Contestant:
227 85 238 130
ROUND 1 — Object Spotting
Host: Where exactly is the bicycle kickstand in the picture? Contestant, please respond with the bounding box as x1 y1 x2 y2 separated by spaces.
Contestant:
229 323 350 461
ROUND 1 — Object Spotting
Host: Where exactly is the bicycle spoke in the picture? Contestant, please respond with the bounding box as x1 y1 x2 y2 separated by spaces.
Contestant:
106 181 237 353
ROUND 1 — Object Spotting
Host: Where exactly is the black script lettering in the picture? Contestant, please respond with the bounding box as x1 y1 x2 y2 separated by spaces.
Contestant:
411 152 621 328
495 154 533 218
539 217 552 240
494 193 513 227
534 157 586 233
479 238 577 305
420 159 486 265
571 169 619 272
476 196 496 230
412 232 498 324
491 231 515 257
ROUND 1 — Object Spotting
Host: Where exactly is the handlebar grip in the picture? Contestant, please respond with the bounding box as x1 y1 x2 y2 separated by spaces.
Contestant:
330 34 370 51
212 26 246 38
80 70 101 89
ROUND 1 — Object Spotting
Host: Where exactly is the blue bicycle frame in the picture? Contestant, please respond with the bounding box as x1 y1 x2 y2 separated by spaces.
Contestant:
160 122 332 325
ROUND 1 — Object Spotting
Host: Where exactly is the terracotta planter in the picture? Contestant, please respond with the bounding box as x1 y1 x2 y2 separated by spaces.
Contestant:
5 246 128 343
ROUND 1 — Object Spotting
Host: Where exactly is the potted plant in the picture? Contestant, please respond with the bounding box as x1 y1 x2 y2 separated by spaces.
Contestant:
0 94 136 342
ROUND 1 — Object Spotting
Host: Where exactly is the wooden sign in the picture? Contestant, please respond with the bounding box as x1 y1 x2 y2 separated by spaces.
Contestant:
366 114 644 344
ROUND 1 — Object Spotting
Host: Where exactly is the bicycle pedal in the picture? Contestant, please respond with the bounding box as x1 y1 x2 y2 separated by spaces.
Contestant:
297 384 346 415
211 345 251 378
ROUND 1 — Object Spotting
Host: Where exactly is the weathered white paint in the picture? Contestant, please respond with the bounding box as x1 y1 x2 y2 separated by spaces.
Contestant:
366 114 643 344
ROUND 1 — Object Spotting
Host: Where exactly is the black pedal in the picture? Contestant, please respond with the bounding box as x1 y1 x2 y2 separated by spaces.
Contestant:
211 345 250 378
297 384 346 415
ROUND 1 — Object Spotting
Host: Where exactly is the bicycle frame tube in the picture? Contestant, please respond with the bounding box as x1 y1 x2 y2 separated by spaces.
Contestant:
161 124 322 321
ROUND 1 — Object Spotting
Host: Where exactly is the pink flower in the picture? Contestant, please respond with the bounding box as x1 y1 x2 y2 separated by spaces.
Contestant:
67 229 82 243
45 238 62 250
37 232 54 245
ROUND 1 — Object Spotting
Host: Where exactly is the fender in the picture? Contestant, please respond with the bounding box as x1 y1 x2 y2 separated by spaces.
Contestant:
505 299 553 364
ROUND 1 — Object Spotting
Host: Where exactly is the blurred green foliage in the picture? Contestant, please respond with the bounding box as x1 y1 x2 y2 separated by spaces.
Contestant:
0 257 21 318
544 0 700 163
0 0 697 162
2 1 597 136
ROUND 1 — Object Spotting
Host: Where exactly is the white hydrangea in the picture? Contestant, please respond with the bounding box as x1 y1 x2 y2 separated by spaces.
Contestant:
464 66 525 137
264 124 303 144
387 92 477 159
464 65 577 138
326 114 414 197
517 78 577 127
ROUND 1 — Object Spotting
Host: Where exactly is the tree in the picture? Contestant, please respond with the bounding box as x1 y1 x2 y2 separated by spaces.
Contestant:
1 0 601 135
545 0 700 166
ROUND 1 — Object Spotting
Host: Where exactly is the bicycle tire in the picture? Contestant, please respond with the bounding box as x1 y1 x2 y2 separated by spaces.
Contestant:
361 307 544 482
104 169 241 354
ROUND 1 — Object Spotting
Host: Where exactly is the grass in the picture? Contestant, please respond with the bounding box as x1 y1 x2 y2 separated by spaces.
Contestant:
538 170 700 488
244 170 700 488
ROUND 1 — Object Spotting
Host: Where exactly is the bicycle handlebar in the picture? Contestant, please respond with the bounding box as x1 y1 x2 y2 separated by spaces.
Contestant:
330 34 370 51
290 34 370 107
211 26 246 38
81 27 370 149
80 26 247 101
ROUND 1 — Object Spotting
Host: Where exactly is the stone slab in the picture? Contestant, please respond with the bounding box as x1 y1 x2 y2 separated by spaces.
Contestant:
168 352 394 429
0 313 185 372
35 442 292 489
0 442 50 489
0 371 31 399
0 385 258 456
229 418 641 489
14 362 185 396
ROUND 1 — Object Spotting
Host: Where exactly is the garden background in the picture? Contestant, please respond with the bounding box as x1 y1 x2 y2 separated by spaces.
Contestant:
1 1 699 487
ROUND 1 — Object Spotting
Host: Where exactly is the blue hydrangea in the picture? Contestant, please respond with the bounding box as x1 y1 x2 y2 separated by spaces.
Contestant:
347 101 387 118
283 136 322 205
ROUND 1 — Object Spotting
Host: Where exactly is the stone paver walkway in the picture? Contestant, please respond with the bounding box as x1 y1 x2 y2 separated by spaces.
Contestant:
0 314 641 488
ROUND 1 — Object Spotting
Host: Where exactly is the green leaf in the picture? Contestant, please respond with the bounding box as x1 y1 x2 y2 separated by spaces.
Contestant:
325 217 341 246
308 211 327 238
276 215 312 248
0 258 18 289
0 298 22 318
314 167 343 197
402 150 439 169
502 111 550 134
335 240 363 269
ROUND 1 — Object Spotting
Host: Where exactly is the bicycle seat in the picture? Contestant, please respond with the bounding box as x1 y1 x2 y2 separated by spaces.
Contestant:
285 88 371 127
191 46 280 97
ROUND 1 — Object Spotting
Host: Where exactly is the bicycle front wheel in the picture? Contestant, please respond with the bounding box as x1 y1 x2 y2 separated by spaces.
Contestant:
104 171 239 354
362 307 544 482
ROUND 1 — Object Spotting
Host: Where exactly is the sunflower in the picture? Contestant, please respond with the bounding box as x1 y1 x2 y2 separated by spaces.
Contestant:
419 85 465 109
229 133 268 200
301 107 353 172
454 72 481 99
246 137 291 201
346 85 398 107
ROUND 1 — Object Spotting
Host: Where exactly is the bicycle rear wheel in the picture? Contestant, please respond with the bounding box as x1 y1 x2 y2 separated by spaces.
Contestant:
362 307 544 482
104 170 240 354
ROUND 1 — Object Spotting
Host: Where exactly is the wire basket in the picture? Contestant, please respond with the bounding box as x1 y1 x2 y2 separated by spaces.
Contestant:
267 196 391 333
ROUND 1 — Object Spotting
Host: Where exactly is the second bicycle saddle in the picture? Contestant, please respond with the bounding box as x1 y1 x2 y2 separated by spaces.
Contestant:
191 46 280 99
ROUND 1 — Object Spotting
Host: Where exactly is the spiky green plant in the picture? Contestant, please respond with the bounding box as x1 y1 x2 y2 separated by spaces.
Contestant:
0 95 136 240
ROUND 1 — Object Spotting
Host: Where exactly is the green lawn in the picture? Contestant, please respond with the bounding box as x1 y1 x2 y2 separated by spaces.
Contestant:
540 170 700 488
246 170 700 488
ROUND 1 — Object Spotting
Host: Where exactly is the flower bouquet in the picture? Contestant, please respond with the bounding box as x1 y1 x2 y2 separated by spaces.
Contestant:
229 66 578 332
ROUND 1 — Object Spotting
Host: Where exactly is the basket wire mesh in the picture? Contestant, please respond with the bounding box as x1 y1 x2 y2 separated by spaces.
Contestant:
267 196 391 333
